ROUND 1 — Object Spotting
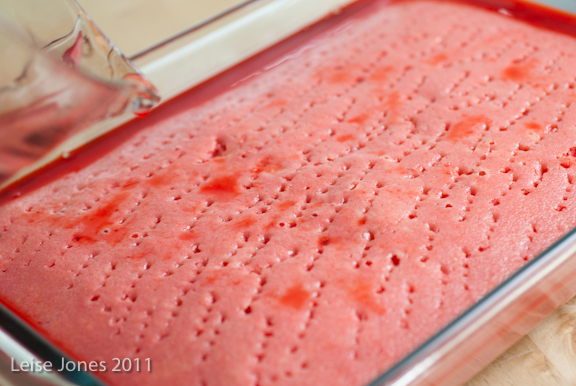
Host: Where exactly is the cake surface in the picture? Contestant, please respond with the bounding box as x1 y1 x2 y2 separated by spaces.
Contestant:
2 1 576 385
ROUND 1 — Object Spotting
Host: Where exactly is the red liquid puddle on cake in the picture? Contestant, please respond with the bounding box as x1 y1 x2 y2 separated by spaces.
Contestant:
348 112 371 125
502 59 535 82
317 235 350 252
337 134 356 142
178 231 196 241
275 283 311 309
277 200 297 212
349 280 387 315
31 191 133 247
251 157 284 175
446 115 491 141
370 65 393 81
203 269 246 286
232 215 258 230
200 175 240 200
524 122 543 132
382 90 402 123
427 53 449 65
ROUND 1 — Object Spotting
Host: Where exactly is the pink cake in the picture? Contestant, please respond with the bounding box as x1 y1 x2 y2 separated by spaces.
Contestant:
2 1 576 385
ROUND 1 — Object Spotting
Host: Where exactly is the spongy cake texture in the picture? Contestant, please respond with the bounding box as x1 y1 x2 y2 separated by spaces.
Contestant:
2 1 576 385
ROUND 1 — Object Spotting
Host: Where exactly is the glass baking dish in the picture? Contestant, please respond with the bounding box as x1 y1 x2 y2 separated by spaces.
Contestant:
3 0 576 385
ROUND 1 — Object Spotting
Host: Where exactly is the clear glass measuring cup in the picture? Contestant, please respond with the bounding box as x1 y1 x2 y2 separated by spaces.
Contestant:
0 0 160 186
